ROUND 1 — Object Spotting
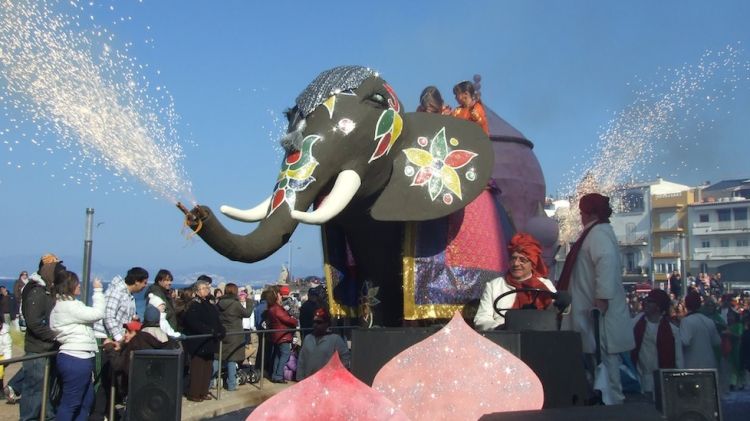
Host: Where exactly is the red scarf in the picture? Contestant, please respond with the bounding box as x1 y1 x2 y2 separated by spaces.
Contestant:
556 221 604 291
631 315 676 368
505 275 553 310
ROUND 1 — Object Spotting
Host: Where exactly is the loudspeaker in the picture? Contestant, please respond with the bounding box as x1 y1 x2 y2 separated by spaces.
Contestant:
351 326 440 386
127 349 183 421
504 309 557 331
654 369 721 421
350 328 588 408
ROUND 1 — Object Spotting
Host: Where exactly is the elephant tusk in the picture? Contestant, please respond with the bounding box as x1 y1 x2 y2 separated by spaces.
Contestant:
291 170 361 225
220 197 272 222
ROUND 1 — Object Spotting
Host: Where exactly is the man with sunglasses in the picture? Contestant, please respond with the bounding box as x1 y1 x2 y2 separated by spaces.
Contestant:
295 308 350 381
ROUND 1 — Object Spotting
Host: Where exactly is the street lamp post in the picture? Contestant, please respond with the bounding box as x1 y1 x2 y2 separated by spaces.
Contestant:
81 208 95 306
288 241 293 283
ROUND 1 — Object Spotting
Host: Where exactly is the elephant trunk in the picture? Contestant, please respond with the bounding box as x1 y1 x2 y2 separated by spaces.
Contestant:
185 204 299 263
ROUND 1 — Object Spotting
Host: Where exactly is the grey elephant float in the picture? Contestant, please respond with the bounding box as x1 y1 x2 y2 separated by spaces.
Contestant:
181 66 504 326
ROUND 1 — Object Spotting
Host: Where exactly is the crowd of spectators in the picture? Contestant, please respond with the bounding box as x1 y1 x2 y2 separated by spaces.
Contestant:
1 256 349 419
626 272 750 396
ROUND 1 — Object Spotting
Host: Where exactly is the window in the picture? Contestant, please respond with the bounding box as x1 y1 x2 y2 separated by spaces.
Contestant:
717 209 731 229
625 252 636 272
734 208 748 229
701 240 711 248
656 263 676 274
737 239 749 247
623 192 644 213
659 212 678 230
699 214 709 223
625 223 636 243
720 239 729 247
660 236 678 254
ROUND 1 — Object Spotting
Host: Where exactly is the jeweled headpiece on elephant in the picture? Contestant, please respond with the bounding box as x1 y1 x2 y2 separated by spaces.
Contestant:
295 66 378 118
282 66 378 153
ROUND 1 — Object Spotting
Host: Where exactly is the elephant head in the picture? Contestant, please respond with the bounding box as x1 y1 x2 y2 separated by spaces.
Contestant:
183 66 494 263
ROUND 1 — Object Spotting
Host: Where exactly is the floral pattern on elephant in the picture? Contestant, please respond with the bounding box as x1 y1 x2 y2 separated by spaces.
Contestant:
369 83 403 163
403 127 478 204
269 134 321 215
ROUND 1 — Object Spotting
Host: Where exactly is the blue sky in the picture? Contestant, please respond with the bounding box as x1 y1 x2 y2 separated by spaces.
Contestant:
1 0 749 281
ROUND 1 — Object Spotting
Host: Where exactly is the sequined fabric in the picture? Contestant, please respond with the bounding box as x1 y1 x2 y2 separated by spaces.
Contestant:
295 65 377 117
403 189 514 320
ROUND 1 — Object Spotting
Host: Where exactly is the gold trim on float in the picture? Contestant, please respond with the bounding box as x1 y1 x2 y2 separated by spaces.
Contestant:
322 228 358 318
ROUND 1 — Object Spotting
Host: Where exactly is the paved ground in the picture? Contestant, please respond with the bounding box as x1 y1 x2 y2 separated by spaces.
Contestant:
1 328 748 420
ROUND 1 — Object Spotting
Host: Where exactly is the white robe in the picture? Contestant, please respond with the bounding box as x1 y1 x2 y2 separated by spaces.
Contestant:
680 312 721 369
632 316 684 393
564 223 635 354
474 276 556 331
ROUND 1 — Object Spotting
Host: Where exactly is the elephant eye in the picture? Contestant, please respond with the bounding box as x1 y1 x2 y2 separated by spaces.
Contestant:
367 93 388 107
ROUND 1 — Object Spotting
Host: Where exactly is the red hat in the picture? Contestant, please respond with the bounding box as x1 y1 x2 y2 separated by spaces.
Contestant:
507 233 548 278
579 193 612 220
123 321 142 332
685 292 702 312
280 285 291 297
313 308 330 322
645 289 671 313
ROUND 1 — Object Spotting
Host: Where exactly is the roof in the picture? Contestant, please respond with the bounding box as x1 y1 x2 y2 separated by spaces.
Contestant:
703 179 750 192
484 103 533 148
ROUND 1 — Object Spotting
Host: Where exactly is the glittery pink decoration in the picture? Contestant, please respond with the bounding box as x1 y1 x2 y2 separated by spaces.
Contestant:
246 352 410 421
372 312 544 420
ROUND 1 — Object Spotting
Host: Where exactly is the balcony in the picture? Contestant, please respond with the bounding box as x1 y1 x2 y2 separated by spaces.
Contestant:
692 221 750 235
618 235 649 246
653 251 680 258
693 246 750 260
653 227 684 233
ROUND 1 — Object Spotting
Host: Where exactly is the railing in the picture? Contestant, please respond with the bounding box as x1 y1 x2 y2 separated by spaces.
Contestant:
693 246 750 258
692 221 750 233
1 325 354 420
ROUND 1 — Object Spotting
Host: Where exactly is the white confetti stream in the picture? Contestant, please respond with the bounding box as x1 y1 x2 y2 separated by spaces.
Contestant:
0 0 193 203
558 45 749 242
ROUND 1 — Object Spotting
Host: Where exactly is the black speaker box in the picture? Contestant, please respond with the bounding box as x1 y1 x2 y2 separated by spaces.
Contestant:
654 369 721 421
350 328 588 408
127 349 183 421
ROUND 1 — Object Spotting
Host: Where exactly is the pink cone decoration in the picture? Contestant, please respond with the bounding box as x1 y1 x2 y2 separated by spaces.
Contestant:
372 312 544 420
246 352 410 421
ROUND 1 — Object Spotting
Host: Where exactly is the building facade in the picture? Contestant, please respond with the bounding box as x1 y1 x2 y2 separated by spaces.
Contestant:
687 179 750 290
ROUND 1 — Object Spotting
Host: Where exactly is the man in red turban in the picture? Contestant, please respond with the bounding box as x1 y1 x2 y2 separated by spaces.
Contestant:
474 233 556 330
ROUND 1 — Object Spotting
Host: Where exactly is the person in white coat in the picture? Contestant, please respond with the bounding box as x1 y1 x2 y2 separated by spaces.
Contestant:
0 318 12 400
49 271 104 421
475 233 557 330
680 292 721 369
631 289 683 395
557 193 635 405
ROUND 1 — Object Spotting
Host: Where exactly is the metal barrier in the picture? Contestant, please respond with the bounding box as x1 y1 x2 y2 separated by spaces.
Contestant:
0 324 354 419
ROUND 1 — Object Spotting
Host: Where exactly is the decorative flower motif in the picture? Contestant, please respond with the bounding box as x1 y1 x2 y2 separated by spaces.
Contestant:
402 127 477 202
369 83 403 163
269 134 321 215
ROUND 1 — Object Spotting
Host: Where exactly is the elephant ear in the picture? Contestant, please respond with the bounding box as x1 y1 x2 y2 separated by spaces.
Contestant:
371 112 494 221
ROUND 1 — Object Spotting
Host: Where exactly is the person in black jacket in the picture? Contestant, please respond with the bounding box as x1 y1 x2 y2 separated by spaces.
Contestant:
144 269 178 331
181 279 225 402
20 253 65 421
